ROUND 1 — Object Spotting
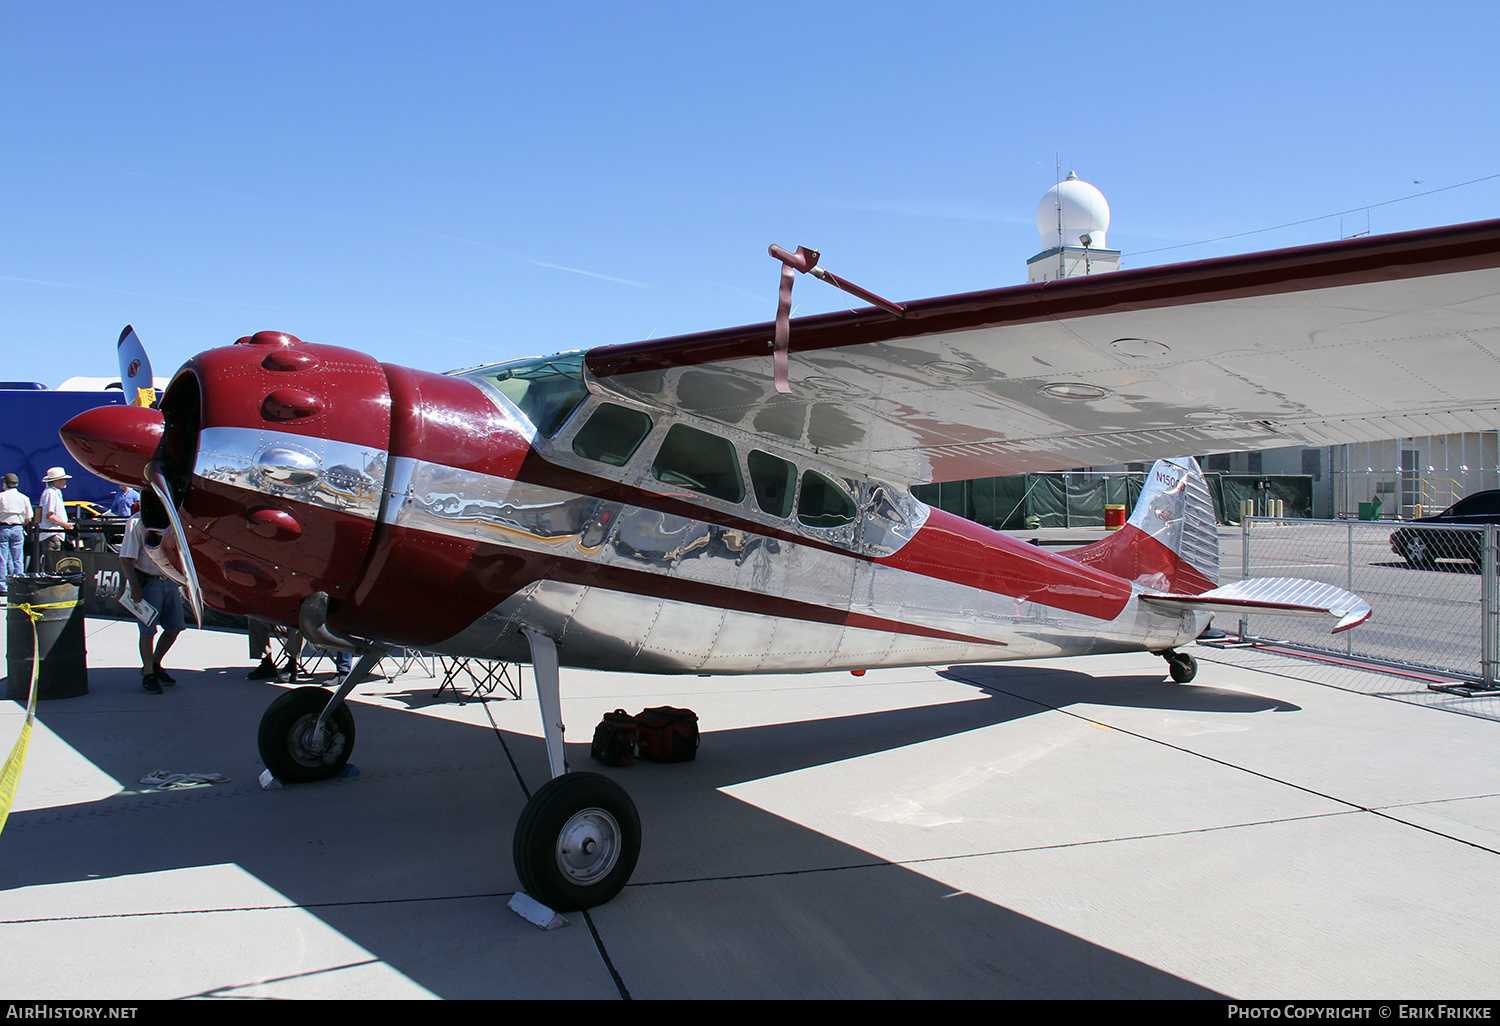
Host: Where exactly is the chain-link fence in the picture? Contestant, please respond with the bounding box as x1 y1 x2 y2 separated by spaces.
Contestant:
1231 518 1498 687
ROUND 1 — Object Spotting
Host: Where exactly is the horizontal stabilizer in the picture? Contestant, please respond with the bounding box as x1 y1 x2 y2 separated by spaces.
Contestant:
1140 578 1372 634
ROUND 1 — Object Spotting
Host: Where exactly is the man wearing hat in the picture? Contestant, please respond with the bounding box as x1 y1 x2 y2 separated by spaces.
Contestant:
36 466 73 553
0 472 32 597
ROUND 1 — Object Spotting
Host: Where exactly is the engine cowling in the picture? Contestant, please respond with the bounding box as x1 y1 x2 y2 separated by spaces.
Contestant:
64 330 535 647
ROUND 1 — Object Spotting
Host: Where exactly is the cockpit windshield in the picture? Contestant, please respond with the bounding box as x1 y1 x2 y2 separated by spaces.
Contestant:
457 352 588 437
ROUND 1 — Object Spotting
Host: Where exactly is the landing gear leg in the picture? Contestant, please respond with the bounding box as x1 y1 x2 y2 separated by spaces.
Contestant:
512 629 641 911
1162 648 1198 683
524 628 567 780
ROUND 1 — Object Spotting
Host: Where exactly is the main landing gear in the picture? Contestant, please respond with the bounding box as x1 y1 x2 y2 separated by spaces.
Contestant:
255 631 644 913
513 771 640 911
511 629 642 911
1161 648 1198 683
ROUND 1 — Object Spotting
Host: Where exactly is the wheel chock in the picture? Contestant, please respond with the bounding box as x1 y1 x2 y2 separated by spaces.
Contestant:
258 764 358 789
509 891 569 930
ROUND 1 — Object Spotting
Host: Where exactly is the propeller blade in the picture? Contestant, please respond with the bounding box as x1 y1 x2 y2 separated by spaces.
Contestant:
117 325 156 408
143 460 204 627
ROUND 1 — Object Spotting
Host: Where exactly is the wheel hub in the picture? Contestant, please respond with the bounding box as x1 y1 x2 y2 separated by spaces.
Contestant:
289 714 343 766
556 807 621 885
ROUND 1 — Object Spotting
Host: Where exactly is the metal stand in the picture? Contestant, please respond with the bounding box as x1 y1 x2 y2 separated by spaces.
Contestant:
433 655 522 704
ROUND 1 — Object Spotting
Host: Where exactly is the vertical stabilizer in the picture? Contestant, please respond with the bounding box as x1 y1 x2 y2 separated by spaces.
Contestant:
1065 458 1219 594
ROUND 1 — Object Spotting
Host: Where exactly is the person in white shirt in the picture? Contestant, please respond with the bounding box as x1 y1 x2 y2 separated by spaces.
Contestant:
36 467 72 552
0 472 33 595
118 503 186 695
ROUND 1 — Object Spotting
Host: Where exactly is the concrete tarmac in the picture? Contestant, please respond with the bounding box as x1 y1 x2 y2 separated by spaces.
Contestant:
3 614 1499 1000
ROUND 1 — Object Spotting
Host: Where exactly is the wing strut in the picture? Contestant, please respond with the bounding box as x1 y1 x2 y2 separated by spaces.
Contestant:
768 243 905 393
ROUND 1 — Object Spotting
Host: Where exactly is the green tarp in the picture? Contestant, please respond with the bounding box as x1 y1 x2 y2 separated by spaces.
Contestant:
913 473 1312 529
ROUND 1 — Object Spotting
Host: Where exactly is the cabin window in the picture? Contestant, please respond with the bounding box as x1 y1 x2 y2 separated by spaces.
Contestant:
573 403 653 466
459 352 588 437
798 470 856 529
651 424 744 503
748 449 796 519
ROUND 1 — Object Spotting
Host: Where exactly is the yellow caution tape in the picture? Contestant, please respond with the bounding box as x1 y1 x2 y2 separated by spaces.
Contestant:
0 598 80 836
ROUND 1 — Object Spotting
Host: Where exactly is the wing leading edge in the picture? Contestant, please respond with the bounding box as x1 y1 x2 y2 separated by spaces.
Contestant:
585 218 1500 484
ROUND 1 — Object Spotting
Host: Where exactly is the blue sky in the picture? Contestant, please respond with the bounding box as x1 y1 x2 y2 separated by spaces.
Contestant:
3 1 1498 388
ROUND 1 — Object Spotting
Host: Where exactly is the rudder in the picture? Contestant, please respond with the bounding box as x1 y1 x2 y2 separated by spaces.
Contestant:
1065 458 1219 594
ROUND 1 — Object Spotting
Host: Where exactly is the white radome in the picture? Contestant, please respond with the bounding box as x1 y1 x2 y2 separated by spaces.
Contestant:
1037 171 1110 249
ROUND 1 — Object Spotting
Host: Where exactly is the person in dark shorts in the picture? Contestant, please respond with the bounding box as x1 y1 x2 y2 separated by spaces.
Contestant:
117 505 185 694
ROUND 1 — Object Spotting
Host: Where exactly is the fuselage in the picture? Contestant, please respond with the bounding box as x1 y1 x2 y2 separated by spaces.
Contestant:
67 333 1206 673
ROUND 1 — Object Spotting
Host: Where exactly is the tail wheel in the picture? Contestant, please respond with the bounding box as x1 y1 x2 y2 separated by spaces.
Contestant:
513 772 641 911
1164 651 1198 683
257 686 356 783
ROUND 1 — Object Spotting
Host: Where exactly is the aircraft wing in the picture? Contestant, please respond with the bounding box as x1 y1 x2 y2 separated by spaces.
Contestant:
584 218 1500 484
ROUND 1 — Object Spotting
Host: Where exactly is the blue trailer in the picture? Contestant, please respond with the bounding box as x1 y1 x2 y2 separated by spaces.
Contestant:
0 383 126 507
2 382 246 631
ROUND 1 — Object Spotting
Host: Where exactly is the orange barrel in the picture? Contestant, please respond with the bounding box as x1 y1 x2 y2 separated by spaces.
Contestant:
1104 504 1127 531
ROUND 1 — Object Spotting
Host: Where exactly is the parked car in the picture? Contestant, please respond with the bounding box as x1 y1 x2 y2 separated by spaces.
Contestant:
1389 490 1500 567
65 499 127 547
64 499 107 520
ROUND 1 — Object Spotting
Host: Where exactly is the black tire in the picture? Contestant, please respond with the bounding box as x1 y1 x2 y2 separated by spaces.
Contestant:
513 772 641 911
1168 653 1198 683
257 686 356 783
1402 534 1432 567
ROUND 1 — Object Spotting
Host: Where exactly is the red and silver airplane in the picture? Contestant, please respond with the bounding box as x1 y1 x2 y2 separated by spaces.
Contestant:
58 217 1500 911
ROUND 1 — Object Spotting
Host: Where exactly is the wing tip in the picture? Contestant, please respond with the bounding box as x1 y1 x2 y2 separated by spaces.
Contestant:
1332 606 1373 633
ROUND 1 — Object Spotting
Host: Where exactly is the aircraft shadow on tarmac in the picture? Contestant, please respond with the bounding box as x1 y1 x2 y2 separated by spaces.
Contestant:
942 664 1303 715
0 662 1234 999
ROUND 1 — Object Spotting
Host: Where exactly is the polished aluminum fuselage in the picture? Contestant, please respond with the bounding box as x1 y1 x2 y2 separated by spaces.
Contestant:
192 377 1205 674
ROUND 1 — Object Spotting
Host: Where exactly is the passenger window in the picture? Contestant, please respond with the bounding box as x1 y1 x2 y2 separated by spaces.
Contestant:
573 404 653 466
748 450 796 519
798 470 856 528
651 424 744 503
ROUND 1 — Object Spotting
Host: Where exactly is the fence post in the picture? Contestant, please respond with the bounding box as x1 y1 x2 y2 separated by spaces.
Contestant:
1347 520 1355 658
1240 516 1251 641
1484 524 1498 687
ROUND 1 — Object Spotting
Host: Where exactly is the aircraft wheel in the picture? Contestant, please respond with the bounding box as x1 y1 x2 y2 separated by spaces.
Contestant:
1166 652 1198 683
257 686 356 783
513 772 641 911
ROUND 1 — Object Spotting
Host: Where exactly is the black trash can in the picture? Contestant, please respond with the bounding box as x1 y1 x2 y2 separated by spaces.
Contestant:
7 573 88 701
